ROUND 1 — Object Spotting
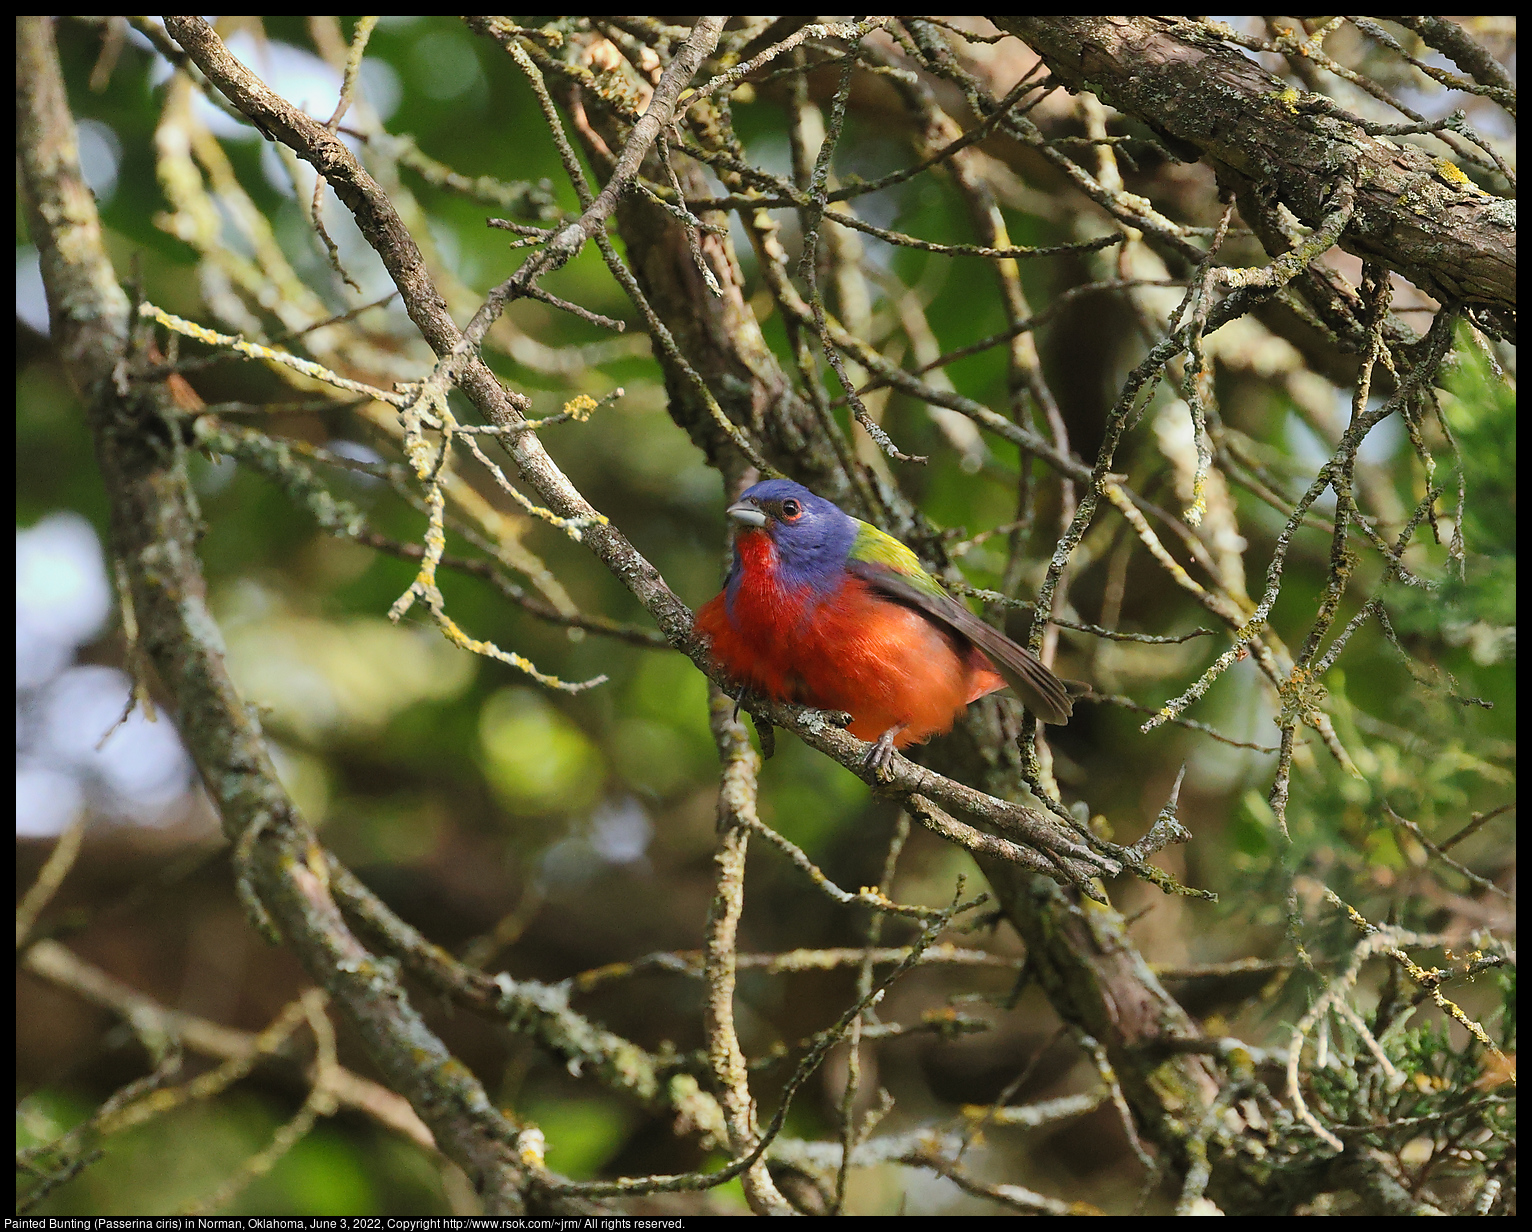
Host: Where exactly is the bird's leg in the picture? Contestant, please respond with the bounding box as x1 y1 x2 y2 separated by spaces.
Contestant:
863 726 904 777
729 686 776 760
729 685 756 725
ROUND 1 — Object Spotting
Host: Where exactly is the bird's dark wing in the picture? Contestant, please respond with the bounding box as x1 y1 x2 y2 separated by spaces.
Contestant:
847 561 1074 725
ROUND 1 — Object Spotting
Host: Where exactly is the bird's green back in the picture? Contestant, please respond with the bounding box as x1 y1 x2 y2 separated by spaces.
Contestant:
849 519 947 602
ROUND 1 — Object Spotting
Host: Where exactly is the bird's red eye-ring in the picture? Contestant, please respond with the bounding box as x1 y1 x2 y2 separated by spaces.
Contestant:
780 499 801 518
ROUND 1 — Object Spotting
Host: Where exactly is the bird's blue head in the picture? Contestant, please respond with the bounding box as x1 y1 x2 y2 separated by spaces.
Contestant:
724 479 858 598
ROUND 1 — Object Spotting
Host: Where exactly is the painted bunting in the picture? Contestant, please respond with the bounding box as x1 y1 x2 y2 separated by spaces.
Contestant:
694 479 1073 770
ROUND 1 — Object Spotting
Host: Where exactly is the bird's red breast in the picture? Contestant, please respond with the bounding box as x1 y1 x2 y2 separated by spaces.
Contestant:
695 528 1004 748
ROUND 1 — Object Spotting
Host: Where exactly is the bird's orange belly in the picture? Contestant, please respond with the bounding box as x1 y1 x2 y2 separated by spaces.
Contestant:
696 580 1002 748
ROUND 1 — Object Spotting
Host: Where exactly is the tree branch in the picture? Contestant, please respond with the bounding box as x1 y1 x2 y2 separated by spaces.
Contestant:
994 16 1515 339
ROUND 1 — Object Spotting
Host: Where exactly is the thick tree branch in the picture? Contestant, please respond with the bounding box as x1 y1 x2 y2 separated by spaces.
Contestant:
994 16 1515 340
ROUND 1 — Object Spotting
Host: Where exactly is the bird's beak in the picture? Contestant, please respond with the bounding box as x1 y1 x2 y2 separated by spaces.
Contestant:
726 500 768 528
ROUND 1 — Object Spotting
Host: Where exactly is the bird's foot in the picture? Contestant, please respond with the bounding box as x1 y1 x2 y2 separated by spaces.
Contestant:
754 715 776 760
862 728 902 779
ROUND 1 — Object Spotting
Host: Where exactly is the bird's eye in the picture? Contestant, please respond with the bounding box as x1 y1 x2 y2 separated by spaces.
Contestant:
780 499 801 518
